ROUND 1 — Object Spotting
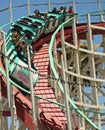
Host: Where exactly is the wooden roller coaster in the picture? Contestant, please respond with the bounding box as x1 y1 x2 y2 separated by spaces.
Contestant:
0 9 105 130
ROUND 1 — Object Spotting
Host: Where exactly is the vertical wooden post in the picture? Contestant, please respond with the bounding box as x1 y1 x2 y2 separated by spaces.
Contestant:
4 42 11 107
87 13 101 129
28 0 30 15
27 46 38 130
9 0 13 23
72 0 76 12
61 55 72 130
10 84 18 130
97 0 104 22
48 0 50 12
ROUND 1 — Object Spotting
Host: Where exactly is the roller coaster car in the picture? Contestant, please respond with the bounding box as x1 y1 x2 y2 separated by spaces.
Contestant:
21 17 33 23
29 14 54 33
48 11 63 24
17 19 41 33
21 16 46 38
28 15 47 33
12 22 36 41
2 37 38 94
42 12 62 32
9 54 38 92
27 11 65 36
11 24 23 34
